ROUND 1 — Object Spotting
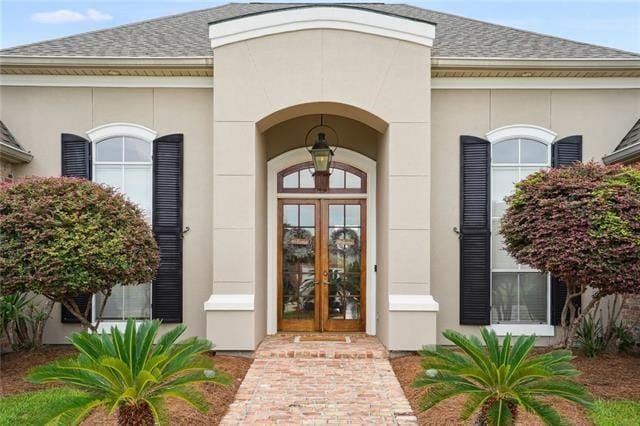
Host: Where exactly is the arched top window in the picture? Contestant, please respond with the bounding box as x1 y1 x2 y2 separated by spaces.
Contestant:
277 161 367 194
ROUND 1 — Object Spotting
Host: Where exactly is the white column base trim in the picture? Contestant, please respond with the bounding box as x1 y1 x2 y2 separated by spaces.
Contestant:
204 294 254 311
388 294 439 311
489 324 555 337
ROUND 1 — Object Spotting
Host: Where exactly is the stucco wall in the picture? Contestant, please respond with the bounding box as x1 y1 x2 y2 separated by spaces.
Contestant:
0 86 214 344
431 88 640 345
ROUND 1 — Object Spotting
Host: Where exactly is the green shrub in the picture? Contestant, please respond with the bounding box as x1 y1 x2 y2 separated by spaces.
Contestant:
0 177 159 329
575 315 606 357
588 400 640 426
0 387 85 425
27 319 230 425
414 328 593 426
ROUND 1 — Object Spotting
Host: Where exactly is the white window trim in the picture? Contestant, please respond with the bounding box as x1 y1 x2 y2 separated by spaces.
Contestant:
487 125 556 336
87 122 157 143
88 123 157 327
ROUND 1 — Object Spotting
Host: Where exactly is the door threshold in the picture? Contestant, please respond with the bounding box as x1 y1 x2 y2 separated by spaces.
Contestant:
295 335 351 343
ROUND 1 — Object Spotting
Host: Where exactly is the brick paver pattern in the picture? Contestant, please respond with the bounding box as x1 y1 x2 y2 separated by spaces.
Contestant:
221 334 417 425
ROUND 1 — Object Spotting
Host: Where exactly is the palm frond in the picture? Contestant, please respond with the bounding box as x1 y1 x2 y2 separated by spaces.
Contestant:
485 399 513 426
161 385 210 413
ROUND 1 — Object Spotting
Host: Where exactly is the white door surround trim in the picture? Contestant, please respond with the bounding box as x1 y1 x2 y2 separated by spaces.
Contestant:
267 147 377 335
209 6 436 49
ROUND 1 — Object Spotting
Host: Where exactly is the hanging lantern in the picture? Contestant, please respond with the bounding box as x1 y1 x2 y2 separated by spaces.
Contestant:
305 115 338 192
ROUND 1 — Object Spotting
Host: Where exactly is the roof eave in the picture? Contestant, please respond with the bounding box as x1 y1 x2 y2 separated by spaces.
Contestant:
0 56 213 67
603 141 640 165
431 57 640 69
0 142 33 164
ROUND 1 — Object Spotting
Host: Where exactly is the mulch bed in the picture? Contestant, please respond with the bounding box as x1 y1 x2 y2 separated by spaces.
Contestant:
391 352 640 426
0 346 252 425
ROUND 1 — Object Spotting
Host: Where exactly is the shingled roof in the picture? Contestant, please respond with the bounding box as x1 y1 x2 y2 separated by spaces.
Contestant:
1 3 638 59
615 119 640 151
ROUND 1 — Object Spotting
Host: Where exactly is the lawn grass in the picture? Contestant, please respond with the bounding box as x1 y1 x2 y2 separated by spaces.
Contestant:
588 400 640 426
0 387 87 426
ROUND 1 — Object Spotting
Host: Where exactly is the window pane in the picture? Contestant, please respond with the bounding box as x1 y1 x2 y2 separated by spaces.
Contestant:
492 139 518 164
282 172 298 189
283 205 298 227
124 165 152 221
299 205 315 227
329 169 345 188
124 137 151 162
519 273 547 323
329 205 344 227
520 139 548 164
95 164 123 191
123 283 151 318
345 172 361 189
97 284 124 320
492 168 518 216
299 168 314 188
492 273 518 323
492 219 518 269
96 137 123 162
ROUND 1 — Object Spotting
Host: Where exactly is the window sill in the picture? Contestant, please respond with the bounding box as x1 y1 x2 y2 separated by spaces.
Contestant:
489 324 555 337
94 320 146 334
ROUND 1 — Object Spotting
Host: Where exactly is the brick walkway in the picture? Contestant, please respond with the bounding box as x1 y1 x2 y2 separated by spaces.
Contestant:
221 334 417 425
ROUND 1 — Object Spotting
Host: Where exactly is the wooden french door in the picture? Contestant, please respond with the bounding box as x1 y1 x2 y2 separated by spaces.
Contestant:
278 199 366 332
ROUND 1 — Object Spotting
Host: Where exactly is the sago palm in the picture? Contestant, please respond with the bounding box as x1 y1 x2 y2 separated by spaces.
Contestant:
28 319 230 425
413 328 593 426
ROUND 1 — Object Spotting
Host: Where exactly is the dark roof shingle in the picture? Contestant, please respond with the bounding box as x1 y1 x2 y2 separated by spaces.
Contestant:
0 120 27 152
1 3 638 59
614 119 640 152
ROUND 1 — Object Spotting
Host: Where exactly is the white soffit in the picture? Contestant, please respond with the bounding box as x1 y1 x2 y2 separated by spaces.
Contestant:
208 6 436 49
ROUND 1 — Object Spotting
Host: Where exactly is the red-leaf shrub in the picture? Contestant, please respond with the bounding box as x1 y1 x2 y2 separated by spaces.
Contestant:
0 177 159 327
500 162 640 297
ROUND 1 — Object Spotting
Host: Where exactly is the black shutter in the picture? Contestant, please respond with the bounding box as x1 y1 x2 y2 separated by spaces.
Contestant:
460 135 491 325
60 134 92 323
550 135 583 325
152 134 184 323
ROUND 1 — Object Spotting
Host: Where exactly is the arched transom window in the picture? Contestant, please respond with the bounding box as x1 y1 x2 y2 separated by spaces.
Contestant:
278 161 367 194
490 135 552 326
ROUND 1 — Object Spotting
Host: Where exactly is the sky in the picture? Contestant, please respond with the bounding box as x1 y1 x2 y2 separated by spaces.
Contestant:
0 0 638 53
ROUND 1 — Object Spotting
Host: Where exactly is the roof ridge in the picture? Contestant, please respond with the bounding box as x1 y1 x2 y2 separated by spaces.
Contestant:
395 3 640 58
0 3 231 54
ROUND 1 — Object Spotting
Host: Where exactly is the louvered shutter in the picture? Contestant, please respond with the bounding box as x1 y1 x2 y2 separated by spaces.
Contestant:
152 134 184 323
550 135 583 325
60 134 93 323
459 135 491 325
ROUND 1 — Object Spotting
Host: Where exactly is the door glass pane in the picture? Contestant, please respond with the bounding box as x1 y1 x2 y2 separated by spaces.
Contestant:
519 273 547 323
329 169 345 188
283 205 298 227
329 273 361 320
299 168 314 188
491 273 518 323
329 205 344 227
492 168 518 216
345 205 360 227
520 139 547 164
281 203 316 321
299 205 315 227
492 139 518 164
95 164 123 191
96 137 123 162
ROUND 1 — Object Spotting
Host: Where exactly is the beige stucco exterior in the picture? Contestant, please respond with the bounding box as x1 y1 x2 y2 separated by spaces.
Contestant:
1 8 639 350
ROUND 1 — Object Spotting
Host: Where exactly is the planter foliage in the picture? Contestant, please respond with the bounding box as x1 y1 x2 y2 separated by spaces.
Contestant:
0 177 159 330
500 163 640 346
27 319 230 425
414 328 593 426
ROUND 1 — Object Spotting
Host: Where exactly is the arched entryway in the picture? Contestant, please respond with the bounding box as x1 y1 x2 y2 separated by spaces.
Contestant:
267 147 377 335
